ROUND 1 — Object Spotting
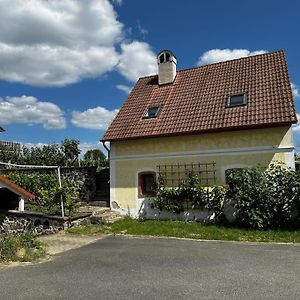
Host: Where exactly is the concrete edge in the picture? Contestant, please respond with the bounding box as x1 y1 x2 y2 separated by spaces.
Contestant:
111 233 300 246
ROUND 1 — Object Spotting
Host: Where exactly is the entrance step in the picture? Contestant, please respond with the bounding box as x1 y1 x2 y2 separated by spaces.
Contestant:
88 201 109 207
77 205 123 224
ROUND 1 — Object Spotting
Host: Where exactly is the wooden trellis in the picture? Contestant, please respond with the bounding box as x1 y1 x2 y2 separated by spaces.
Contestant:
157 162 216 187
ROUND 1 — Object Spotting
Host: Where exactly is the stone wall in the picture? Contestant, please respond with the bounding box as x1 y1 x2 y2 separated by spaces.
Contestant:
0 166 98 202
0 210 92 235
0 210 65 235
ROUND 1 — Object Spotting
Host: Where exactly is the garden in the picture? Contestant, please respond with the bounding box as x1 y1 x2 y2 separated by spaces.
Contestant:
151 164 300 230
0 140 108 263
67 163 300 244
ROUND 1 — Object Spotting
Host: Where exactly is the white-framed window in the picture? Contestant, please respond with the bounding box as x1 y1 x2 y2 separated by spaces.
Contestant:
227 93 247 107
138 171 156 198
144 106 160 118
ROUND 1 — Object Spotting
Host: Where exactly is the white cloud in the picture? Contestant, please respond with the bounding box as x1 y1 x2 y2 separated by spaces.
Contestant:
71 106 119 130
0 0 159 87
117 41 157 82
291 83 300 99
197 49 267 66
292 113 300 133
116 84 132 94
0 95 66 129
0 0 122 87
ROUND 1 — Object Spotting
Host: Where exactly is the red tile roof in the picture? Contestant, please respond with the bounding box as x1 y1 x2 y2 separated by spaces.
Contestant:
0 176 36 200
102 51 297 141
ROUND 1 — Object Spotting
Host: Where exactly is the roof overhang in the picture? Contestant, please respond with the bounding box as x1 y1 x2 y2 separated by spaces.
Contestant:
0 176 35 200
100 121 295 143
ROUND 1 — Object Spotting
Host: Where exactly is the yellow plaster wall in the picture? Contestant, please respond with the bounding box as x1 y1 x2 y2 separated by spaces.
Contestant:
114 127 292 156
112 126 293 210
113 152 286 209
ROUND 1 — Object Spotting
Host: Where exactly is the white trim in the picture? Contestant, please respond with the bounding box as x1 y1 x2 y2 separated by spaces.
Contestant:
284 150 295 169
109 159 116 208
19 198 25 212
110 143 116 158
135 168 157 217
111 145 294 161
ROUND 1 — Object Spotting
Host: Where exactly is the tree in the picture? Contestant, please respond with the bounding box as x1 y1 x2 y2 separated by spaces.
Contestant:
82 149 107 167
20 144 64 166
0 139 81 167
61 139 81 166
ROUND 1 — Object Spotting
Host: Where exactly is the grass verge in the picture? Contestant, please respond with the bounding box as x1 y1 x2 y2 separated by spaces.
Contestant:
66 224 110 235
0 233 47 263
67 218 300 243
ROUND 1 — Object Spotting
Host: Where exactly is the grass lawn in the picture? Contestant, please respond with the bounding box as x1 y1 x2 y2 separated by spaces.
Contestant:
66 218 300 243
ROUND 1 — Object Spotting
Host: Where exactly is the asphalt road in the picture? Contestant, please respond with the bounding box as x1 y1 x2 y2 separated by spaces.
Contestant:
0 236 299 300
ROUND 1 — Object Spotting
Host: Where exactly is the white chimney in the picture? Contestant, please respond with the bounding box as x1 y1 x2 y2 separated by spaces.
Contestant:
157 50 177 85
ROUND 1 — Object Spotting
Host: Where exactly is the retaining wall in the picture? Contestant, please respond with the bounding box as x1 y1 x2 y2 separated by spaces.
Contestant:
0 210 92 235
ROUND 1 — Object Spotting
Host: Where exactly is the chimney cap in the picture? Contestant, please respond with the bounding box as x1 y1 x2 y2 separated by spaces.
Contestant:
157 50 177 60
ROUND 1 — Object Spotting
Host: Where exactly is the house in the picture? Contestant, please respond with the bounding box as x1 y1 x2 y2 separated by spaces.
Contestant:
0 176 35 211
101 50 297 217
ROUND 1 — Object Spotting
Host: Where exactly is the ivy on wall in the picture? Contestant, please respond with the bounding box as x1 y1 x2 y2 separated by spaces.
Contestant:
150 172 226 216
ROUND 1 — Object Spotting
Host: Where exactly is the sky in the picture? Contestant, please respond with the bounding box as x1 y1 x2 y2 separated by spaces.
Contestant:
0 0 299 154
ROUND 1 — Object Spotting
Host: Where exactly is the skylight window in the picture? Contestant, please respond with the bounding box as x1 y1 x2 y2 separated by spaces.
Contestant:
227 93 247 107
144 106 160 118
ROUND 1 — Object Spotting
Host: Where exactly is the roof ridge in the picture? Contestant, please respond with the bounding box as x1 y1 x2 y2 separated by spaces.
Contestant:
176 50 285 73
137 50 285 80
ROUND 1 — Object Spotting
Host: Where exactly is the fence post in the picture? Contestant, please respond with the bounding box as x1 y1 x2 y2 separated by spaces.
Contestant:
57 167 65 218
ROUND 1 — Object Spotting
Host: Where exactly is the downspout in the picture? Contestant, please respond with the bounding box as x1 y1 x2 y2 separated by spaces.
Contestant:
101 141 110 164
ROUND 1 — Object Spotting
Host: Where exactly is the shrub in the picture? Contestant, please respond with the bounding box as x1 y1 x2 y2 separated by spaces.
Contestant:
0 232 46 262
150 172 226 216
150 164 300 230
227 164 300 229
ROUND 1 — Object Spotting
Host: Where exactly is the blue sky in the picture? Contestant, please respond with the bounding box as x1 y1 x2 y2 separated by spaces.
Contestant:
0 0 299 153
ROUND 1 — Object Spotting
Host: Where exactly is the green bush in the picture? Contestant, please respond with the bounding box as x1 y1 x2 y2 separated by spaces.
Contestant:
150 165 300 230
3 172 79 216
0 233 46 262
150 172 226 215
227 164 300 229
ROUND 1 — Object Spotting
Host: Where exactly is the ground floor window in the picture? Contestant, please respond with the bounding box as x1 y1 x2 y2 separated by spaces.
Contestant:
138 172 156 198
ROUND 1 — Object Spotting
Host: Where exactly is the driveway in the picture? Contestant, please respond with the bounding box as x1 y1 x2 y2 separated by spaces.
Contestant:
0 236 299 299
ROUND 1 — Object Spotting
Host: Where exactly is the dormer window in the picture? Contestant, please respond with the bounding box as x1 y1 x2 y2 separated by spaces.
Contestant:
227 93 247 107
144 106 160 118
